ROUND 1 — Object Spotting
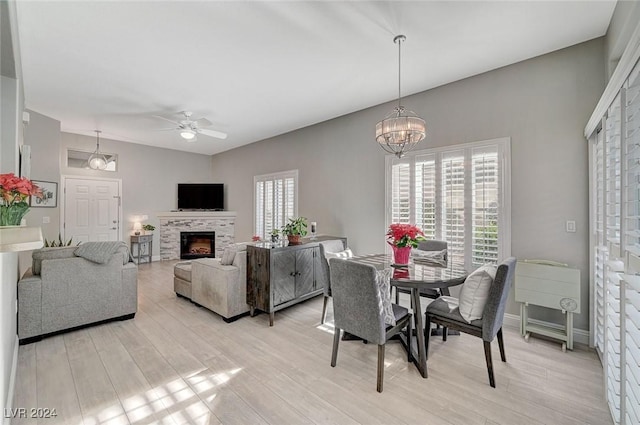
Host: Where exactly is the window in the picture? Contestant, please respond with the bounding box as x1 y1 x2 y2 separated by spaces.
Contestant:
386 138 510 271
254 170 298 239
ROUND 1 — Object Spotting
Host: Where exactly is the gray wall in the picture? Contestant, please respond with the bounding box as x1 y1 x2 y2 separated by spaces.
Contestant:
211 38 606 331
23 110 61 241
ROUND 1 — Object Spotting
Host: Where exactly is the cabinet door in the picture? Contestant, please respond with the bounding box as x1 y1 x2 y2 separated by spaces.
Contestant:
295 248 315 297
272 250 296 306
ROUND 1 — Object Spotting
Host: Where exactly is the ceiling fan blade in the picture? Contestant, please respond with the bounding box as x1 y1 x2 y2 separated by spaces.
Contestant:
152 114 180 125
194 117 213 127
157 127 179 131
198 128 228 140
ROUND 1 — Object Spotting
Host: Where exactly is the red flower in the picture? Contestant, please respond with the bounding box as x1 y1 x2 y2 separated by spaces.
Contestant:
0 173 42 207
386 223 426 248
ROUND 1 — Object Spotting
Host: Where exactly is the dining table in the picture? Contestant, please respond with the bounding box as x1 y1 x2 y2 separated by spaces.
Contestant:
349 253 468 378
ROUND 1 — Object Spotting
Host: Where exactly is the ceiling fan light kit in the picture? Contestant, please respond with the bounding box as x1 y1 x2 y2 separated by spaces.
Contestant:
375 35 426 158
180 128 197 140
88 130 108 170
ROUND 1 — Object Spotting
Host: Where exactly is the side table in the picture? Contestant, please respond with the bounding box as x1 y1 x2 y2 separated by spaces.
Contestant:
131 234 153 264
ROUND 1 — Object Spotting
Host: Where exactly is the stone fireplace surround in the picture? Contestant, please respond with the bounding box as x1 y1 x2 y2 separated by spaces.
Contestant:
158 211 236 260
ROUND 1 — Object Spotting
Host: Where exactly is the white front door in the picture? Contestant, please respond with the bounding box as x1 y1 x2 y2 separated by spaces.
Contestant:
63 177 121 243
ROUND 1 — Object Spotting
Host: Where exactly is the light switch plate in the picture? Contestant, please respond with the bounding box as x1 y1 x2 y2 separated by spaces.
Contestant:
566 220 576 233
42 216 50 224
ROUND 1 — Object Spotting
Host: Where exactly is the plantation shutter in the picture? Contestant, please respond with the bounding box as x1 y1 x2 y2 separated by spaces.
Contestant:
471 146 499 267
254 170 298 239
594 127 606 357
386 138 510 272
415 154 437 240
391 161 411 224
441 151 466 269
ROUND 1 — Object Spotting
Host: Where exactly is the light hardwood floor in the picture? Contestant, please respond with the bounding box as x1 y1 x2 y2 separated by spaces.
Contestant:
11 260 611 425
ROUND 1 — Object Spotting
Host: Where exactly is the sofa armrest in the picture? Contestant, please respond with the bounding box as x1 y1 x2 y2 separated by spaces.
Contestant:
18 273 43 339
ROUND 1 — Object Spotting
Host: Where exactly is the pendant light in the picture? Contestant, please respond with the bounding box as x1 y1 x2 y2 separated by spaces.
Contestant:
375 35 426 158
88 130 107 170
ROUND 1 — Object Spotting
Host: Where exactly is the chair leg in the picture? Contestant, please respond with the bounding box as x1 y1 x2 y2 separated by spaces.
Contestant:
331 328 341 367
442 326 448 341
321 296 329 324
406 317 413 362
483 340 496 388
425 314 431 360
395 288 399 305
497 328 506 362
377 344 385 393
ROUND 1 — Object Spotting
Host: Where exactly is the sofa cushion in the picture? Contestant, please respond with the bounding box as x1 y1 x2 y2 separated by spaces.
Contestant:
74 241 129 264
32 246 77 275
220 245 237 265
324 248 354 260
458 264 497 323
375 268 395 326
174 261 192 282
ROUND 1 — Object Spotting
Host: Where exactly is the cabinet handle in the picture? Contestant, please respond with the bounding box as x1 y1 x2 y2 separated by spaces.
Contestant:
290 272 295 276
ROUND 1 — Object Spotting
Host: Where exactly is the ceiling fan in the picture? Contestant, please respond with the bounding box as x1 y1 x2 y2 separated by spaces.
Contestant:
154 111 227 141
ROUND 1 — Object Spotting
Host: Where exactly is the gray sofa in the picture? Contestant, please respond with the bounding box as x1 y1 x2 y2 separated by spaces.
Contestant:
18 243 138 344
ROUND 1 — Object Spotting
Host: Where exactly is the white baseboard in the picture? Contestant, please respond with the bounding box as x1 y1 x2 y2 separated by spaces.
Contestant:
4 335 19 425
503 313 590 346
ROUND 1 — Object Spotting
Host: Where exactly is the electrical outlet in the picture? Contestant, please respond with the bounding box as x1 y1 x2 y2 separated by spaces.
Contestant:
566 220 576 233
43 216 50 224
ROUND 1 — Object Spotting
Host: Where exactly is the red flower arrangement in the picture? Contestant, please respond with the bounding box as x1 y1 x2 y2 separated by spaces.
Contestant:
0 173 41 205
0 173 42 226
386 223 426 248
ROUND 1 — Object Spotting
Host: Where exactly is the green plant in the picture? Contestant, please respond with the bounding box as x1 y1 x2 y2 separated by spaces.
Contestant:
44 233 76 247
282 217 308 237
270 228 280 236
142 224 155 232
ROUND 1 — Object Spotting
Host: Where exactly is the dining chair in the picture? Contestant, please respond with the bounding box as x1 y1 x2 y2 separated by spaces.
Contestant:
395 240 448 304
329 258 412 392
318 239 349 324
424 257 516 388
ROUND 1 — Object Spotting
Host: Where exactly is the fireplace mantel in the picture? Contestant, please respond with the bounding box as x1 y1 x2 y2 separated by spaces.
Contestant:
158 211 236 260
157 211 237 219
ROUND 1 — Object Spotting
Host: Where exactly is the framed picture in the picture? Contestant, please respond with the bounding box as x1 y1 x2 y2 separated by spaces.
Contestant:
31 180 57 208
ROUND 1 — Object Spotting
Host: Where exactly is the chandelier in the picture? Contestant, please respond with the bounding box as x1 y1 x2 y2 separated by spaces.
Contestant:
375 35 426 158
88 130 107 170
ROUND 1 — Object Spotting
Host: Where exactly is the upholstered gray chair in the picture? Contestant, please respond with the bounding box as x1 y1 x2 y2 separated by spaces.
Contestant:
318 239 348 324
395 240 448 304
329 259 412 392
425 257 516 388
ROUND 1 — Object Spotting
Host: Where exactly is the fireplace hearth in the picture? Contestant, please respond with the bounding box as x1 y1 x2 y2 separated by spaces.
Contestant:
180 231 215 259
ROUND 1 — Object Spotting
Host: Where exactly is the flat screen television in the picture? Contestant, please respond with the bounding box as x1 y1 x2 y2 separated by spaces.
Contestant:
177 183 224 210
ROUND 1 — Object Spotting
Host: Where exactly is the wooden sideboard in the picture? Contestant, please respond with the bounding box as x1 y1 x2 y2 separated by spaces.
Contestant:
246 236 346 326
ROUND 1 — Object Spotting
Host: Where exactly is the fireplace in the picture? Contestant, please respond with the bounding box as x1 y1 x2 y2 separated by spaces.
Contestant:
180 231 215 259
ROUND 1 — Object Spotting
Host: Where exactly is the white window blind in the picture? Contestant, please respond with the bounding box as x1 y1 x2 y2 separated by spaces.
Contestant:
594 127 606 357
254 170 298 239
591 58 640 425
386 138 510 272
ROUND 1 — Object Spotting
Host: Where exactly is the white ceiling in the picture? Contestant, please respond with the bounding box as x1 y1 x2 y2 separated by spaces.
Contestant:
15 1 616 156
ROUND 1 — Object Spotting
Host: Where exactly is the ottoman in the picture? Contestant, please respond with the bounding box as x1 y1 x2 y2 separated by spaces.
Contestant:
174 261 192 299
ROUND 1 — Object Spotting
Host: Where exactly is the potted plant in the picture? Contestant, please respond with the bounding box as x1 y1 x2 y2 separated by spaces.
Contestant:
142 224 155 235
282 217 307 245
386 223 426 265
